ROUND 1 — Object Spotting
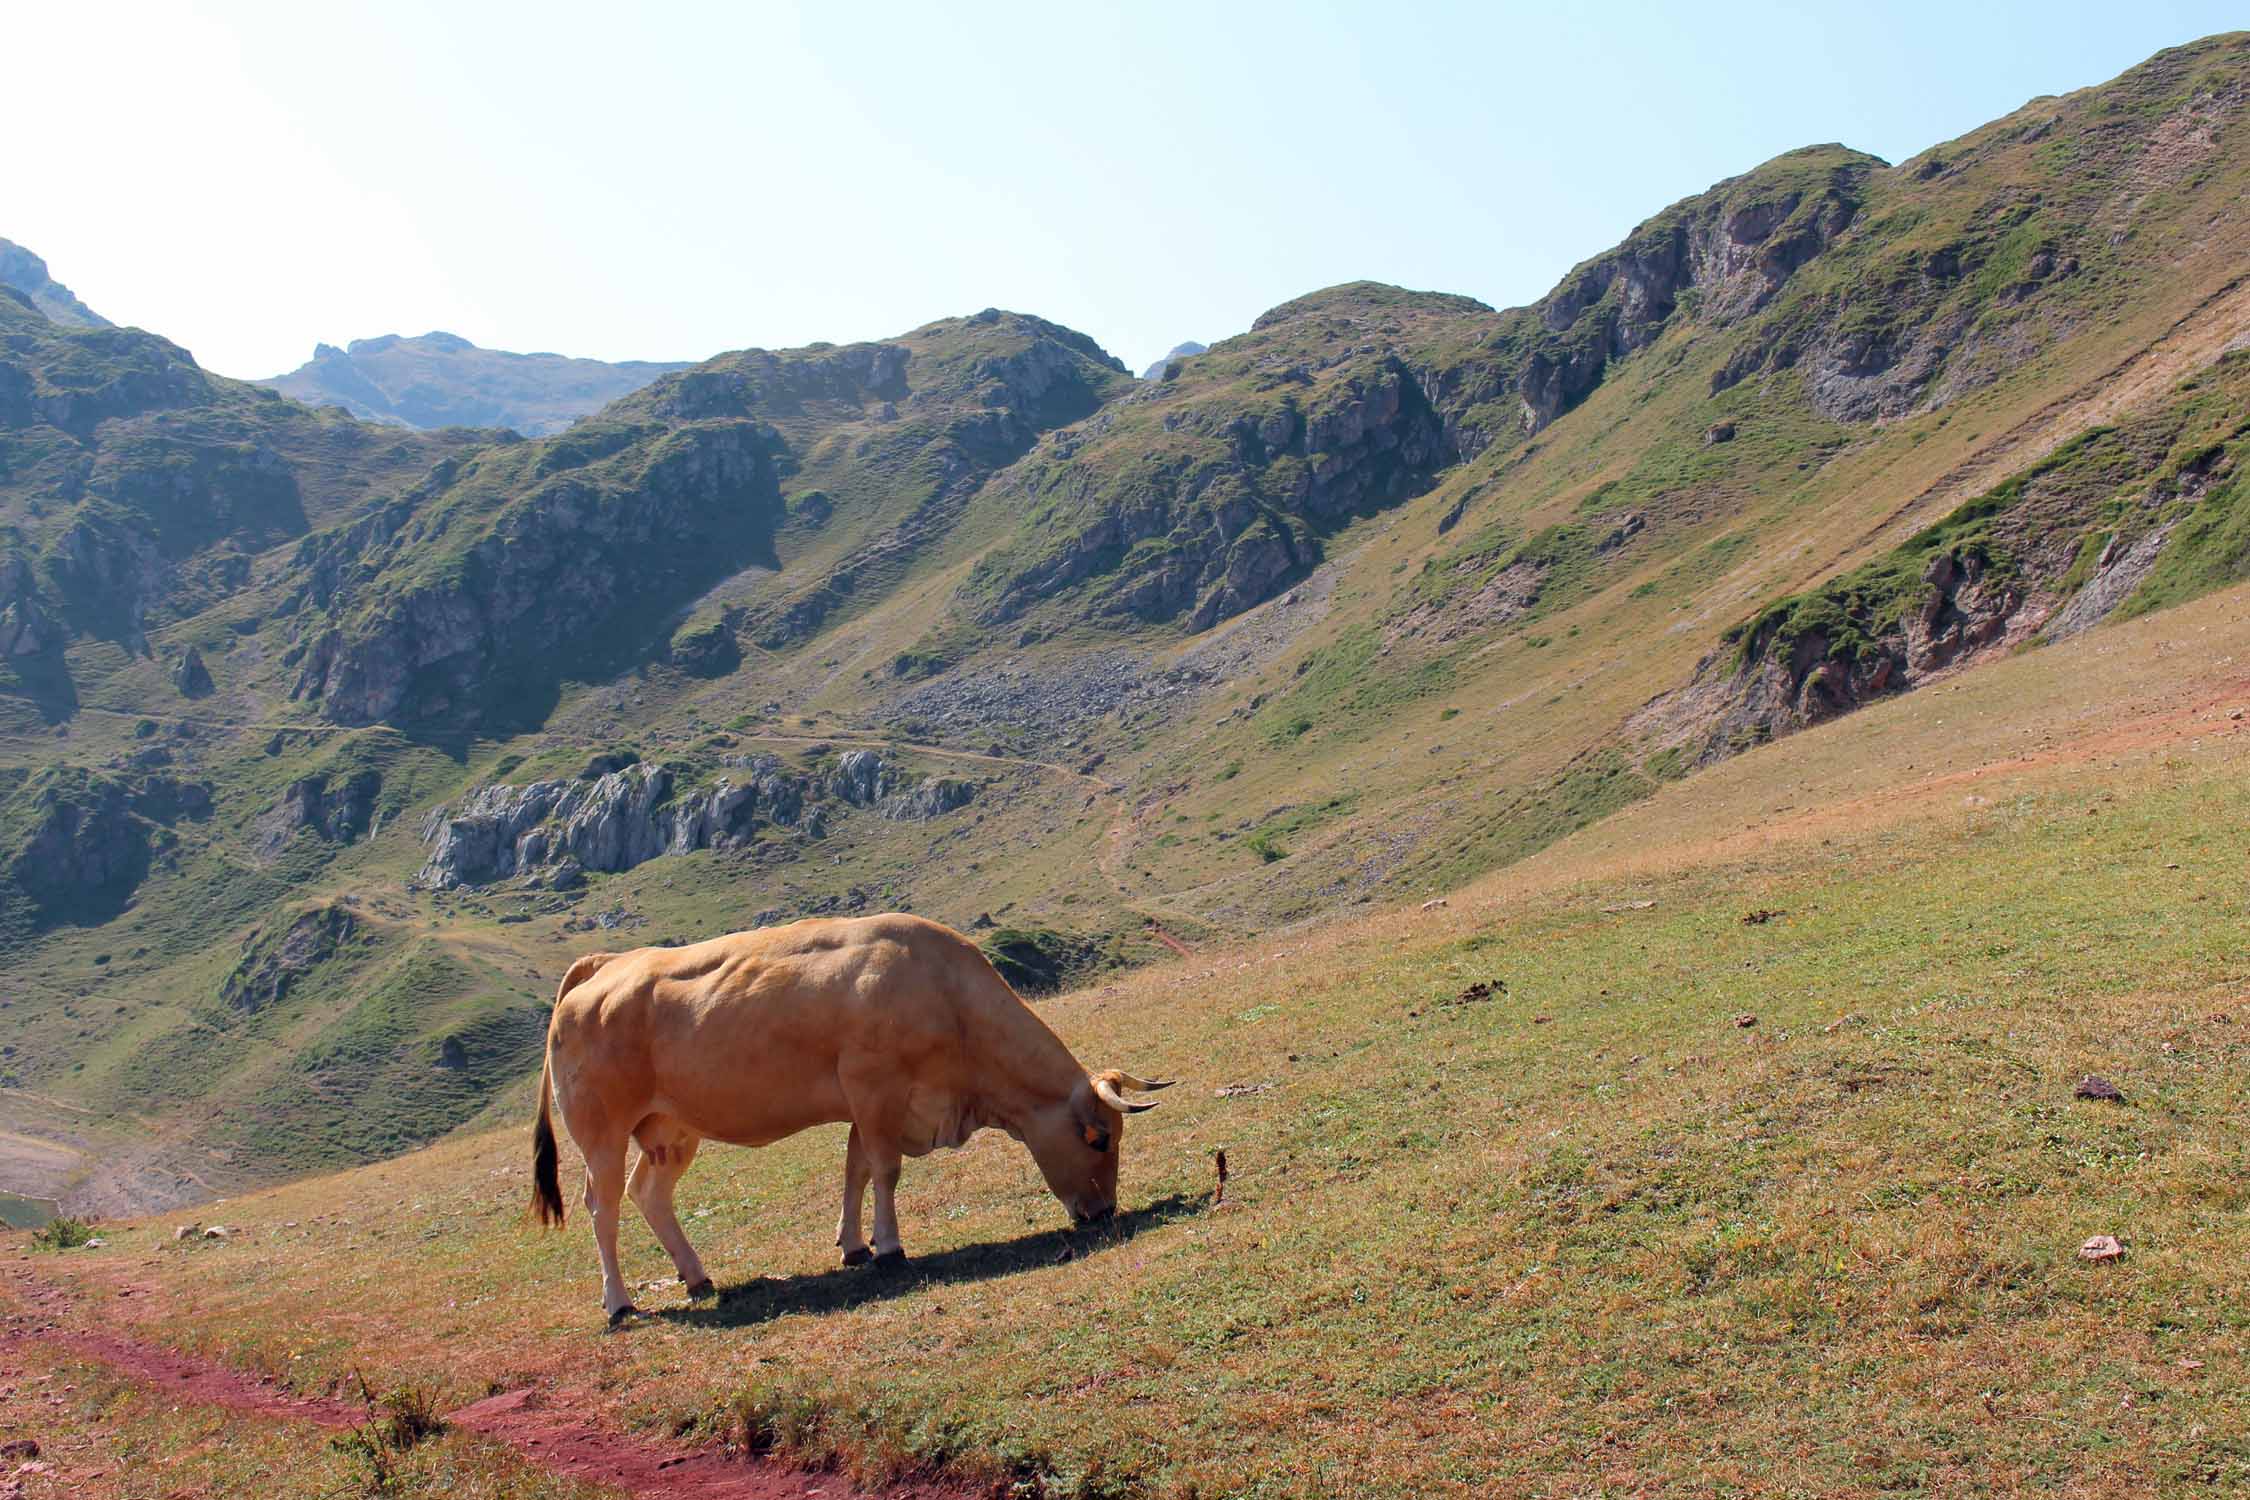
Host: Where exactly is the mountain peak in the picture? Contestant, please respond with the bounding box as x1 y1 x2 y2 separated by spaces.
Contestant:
1140 341 1208 380
261 332 694 435
0 238 110 329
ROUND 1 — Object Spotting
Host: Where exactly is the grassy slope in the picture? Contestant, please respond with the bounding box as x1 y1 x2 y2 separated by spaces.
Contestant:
21 575 2250 1497
8 37 2250 1216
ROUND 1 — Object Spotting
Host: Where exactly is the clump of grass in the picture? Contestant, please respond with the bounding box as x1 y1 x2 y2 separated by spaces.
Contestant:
373 1384 447 1449
335 1373 448 1489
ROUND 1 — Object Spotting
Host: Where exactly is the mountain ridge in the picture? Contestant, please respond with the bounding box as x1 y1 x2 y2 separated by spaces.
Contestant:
258 330 695 437
0 237 108 329
2 32 2248 1211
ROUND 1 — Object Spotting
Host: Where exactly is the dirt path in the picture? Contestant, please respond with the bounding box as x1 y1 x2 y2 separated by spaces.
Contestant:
0 1266 969 1500
1794 264 2250 593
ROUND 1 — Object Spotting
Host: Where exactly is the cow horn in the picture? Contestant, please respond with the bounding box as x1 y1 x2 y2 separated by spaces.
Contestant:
1111 1072 1174 1093
1091 1073 1161 1113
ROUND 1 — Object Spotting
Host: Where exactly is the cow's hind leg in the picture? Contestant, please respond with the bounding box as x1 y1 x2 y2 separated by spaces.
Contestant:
577 1129 636 1326
836 1124 873 1266
629 1115 713 1298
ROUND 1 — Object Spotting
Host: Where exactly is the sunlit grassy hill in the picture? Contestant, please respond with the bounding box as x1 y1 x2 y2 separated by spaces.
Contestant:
22 570 2250 1497
4 34 2250 1216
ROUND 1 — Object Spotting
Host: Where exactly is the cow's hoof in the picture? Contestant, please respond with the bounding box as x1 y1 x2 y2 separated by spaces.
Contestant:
871 1249 907 1269
606 1303 640 1330
841 1247 873 1267
685 1278 717 1300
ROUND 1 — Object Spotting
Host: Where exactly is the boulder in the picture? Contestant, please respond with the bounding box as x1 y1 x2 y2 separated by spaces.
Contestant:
172 645 214 697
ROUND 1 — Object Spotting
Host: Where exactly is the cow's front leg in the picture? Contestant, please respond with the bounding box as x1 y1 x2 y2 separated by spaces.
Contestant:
836 1124 874 1266
866 1136 907 1265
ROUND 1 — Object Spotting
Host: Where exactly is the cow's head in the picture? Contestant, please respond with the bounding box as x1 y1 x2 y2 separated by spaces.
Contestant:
1026 1069 1172 1224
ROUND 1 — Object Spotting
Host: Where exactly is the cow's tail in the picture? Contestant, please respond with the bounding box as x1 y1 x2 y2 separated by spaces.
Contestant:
532 951 618 1228
531 1047 564 1227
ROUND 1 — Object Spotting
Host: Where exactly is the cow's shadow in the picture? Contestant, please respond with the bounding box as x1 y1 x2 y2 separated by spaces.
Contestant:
651 1193 1201 1330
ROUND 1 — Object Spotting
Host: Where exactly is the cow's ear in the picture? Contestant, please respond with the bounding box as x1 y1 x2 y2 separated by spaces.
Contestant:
1081 1122 1112 1153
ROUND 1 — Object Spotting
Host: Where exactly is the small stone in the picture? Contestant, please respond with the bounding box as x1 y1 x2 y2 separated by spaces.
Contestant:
202 1225 229 1239
1734 1013 1758 1028
2077 1234 2125 1262
174 1224 198 1241
0 1439 36 1461
1419 898 1448 910
2074 1074 2125 1102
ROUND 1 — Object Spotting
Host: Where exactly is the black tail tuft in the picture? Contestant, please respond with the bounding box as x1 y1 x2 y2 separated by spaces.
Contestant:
532 1109 564 1226
531 1052 565 1227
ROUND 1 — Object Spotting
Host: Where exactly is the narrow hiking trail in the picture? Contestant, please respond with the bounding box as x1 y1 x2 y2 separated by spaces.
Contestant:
0 1265 972 1500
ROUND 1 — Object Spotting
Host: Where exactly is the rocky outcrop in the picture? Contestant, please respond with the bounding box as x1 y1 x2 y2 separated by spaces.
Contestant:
414 751 977 889
879 774 977 821
219 904 358 1014
0 556 57 657
1674 546 2038 758
288 419 785 725
972 341 1466 631
666 613 741 676
1 765 211 925
172 645 213 697
1511 147 1872 433
256 769 383 857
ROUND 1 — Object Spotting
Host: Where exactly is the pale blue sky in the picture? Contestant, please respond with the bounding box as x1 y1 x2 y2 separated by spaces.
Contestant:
9 2 2243 379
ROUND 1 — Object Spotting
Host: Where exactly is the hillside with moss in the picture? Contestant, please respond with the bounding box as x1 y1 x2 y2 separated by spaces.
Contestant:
4 34 2250 1213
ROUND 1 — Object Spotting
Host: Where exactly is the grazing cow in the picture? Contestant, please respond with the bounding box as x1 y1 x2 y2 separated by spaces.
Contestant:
530 913 1171 1324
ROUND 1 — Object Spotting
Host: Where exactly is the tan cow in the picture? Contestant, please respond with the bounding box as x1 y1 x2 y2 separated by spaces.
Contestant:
530 913 1170 1324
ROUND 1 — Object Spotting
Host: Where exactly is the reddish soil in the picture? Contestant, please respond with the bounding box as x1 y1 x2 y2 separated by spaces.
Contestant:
1 1266 974 1500
1144 923 1195 958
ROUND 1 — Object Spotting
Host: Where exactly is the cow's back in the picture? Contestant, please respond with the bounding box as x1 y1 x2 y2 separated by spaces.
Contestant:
546 914 997 1146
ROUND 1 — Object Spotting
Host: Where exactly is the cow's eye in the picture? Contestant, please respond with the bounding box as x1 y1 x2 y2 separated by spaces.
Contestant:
1082 1124 1112 1153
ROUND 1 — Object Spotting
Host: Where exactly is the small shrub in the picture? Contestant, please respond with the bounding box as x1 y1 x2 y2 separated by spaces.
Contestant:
31 1216 94 1250
375 1383 446 1448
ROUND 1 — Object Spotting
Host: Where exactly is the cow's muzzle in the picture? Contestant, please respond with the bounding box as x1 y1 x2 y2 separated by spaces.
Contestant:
1073 1203 1116 1227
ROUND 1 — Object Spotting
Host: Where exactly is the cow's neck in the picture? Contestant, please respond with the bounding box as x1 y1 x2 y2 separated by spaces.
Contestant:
959 985 1086 1131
